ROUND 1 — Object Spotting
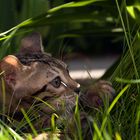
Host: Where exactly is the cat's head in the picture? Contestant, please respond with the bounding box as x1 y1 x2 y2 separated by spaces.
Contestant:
0 33 80 112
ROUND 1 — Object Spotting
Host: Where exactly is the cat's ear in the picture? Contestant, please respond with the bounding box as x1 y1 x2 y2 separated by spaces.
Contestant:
0 55 24 88
19 32 44 55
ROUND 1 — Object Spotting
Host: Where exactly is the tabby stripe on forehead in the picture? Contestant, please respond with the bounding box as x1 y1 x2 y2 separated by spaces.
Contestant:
16 53 67 69
49 66 60 74
15 54 48 65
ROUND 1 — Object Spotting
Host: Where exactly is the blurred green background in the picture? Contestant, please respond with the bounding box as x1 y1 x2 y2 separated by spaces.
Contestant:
0 0 128 58
0 0 140 65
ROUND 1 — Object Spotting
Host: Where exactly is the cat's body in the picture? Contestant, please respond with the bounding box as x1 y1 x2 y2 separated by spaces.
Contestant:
0 33 114 136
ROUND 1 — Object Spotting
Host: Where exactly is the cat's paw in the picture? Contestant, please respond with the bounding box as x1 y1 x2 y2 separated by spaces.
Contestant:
79 80 115 108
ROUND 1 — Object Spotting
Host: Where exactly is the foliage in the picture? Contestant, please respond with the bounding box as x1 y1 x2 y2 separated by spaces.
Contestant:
0 0 123 57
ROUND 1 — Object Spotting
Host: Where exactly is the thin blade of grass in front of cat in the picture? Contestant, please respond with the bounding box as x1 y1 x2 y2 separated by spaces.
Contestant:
74 95 83 140
136 105 140 140
51 113 59 132
33 96 56 112
1 77 6 122
0 119 24 140
101 84 130 132
21 108 38 137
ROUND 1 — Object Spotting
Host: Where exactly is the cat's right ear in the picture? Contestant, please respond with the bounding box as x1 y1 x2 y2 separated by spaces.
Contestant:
0 55 24 88
19 32 44 55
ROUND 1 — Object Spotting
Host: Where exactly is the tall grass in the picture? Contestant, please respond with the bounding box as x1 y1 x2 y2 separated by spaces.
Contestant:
0 0 140 140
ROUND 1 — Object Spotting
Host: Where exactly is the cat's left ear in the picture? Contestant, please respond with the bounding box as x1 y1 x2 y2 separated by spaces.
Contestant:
19 32 44 55
0 55 25 88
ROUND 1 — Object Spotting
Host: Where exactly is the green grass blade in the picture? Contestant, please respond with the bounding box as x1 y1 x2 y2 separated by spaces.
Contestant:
74 95 83 140
33 96 56 111
21 108 38 136
101 84 130 131
93 121 103 140
0 119 24 140
51 113 59 132
115 0 139 80
1 77 6 121
116 77 140 84
115 132 122 140
136 105 140 140
48 0 103 13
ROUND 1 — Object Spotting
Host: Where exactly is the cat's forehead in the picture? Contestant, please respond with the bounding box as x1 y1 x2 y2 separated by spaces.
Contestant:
15 53 67 69
16 32 67 70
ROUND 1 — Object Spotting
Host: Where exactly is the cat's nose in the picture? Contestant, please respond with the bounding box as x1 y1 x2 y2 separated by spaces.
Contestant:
74 83 80 94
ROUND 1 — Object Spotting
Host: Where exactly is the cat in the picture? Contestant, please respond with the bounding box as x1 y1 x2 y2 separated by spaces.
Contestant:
0 32 115 138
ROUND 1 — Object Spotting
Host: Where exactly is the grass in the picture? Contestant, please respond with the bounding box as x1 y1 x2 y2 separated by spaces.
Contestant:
0 0 140 139
0 75 138 140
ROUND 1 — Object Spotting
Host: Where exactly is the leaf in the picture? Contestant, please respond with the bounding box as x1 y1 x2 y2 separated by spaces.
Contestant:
48 0 104 13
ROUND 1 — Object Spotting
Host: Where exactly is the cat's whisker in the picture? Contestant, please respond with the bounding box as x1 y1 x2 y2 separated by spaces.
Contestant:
61 81 68 87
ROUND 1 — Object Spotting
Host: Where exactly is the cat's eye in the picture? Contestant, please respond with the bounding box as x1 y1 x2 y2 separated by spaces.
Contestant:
51 77 61 88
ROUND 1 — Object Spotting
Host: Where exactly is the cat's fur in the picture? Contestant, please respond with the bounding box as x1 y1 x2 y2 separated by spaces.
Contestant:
0 33 115 137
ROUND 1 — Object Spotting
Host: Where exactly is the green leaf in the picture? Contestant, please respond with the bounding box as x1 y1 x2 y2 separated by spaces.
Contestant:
48 0 104 13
